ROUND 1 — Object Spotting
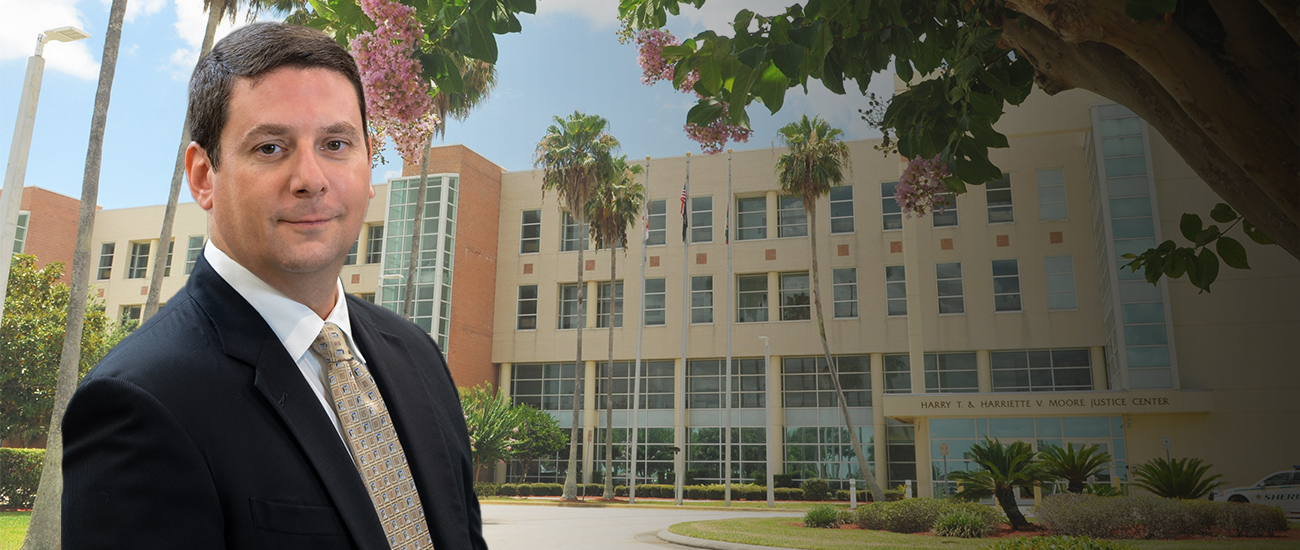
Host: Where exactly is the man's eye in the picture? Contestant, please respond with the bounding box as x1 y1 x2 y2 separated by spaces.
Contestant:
257 144 282 155
325 140 346 151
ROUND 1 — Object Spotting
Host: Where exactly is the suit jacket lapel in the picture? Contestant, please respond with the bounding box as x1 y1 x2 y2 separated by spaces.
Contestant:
187 257 389 549
350 308 473 549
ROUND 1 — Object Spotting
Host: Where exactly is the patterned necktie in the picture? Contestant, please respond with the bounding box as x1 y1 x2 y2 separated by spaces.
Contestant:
312 322 433 550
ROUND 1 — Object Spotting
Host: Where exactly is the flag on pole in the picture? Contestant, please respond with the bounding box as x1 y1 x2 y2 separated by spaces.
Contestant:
725 201 730 245
680 182 688 242
642 198 650 243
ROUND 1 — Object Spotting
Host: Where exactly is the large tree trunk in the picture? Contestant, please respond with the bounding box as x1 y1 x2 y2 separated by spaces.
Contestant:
1000 0 1300 259
804 199 885 502
561 217 585 501
603 241 616 500
401 137 434 320
997 487 1030 530
142 0 224 323
22 1 127 547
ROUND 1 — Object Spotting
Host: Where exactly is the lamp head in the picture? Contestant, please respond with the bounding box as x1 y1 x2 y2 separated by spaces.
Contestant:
44 27 90 43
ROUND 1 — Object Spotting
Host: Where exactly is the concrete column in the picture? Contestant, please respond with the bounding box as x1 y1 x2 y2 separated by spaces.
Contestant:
915 418 932 498
764 190 778 239
1090 346 1107 390
767 354 784 477
766 271 779 322
586 280 598 329
902 215 925 394
976 349 992 393
870 352 887 486
498 362 513 398
582 359 597 484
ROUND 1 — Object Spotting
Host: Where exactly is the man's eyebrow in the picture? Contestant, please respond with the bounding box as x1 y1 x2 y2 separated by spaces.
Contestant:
240 123 293 143
322 122 362 139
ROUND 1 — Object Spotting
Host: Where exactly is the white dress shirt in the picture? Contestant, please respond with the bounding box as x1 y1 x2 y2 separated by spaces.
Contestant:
204 245 365 443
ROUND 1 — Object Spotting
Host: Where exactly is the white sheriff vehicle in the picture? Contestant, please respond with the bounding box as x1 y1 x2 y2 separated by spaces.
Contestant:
1210 467 1300 518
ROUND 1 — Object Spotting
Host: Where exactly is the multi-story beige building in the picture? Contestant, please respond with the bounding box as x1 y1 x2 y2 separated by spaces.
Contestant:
51 86 1300 500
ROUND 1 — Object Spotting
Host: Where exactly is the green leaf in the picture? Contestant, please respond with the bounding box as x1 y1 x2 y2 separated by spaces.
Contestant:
968 121 1008 149
421 50 463 94
770 43 805 82
733 9 755 32
1195 248 1220 292
509 0 536 14
755 62 787 113
1179 213 1202 242
1209 203 1238 223
1164 248 1188 279
895 58 914 83
1216 236 1249 269
686 101 725 126
787 21 820 50
737 45 766 69
1156 239 1177 254
697 55 722 95
1194 225 1220 247
1243 220 1275 245
1143 251 1164 284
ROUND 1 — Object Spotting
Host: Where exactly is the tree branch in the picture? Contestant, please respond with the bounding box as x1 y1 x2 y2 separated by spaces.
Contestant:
1254 0 1300 45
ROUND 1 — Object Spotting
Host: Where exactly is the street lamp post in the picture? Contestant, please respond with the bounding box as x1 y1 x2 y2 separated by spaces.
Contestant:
0 26 91 321
760 335 773 507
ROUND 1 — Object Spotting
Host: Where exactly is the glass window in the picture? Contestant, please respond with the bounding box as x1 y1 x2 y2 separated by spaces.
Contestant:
558 283 583 329
1037 169 1067 221
778 196 807 237
690 196 712 243
986 173 1013 223
517 285 538 330
991 349 1092 392
644 277 666 326
782 355 871 407
597 360 677 409
688 426 768 486
832 268 857 318
343 239 358 265
992 259 1022 312
780 272 810 321
924 352 978 393
163 239 175 277
829 186 854 233
884 354 911 393
691 275 713 324
184 235 204 275
127 241 150 279
933 192 958 227
12 211 29 253
560 211 589 252
737 274 768 322
737 197 767 240
597 281 623 328
97 243 115 280
120 304 142 326
688 358 766 409
881 181 902 230
365 224 384 263
784 424 874 488
646 199 666 246
510 362 578 411
936 262 964 314
1046 256 1077 310
356 292 376 304
885 265 907 316
520 209 541 254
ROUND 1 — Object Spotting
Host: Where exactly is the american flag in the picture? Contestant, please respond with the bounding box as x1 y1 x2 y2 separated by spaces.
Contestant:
680 183 688 242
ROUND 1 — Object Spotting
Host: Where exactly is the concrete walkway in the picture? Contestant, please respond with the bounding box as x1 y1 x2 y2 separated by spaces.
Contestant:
480 502 802 550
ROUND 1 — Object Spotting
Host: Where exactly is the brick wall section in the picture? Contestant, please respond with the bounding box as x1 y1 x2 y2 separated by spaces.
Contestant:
404 145 502 390
2 187 85 284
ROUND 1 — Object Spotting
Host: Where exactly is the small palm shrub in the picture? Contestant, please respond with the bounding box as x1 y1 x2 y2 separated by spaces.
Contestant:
803 504 841 528
801 477 830 501
985 535 1133 550
949 438 1053 530
1081 483 1121 497
1131 457 1223 499
835 507 855 525
1039 443 1113 493
854 501 890 530
933 509 989 538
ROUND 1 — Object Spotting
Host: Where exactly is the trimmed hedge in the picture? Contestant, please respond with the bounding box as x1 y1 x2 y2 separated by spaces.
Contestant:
801 477 830 501
1035 493 1289 539
0 448 44 510
473 482 500 498
852 498 1003 536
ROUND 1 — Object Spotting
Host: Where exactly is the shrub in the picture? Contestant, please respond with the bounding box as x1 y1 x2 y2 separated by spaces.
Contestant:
1035 493 1131 538
515 483 533 497
801 477 830 501
1217 502 1288 537
985 535 1133 550
834 489 848 501
751 471 767 486
773 473 799 488
884 497 951 533
773 487 803 501
735 484 765 501
854 502 890 530
614 485 628 497
933 509 993 538
803 504 842 528
883 487 906 501
1131 457 1223 499
473 482 500 498
1082 483 1122 497
497 483 518 496
0 448 44 510
1131 495 1214 538
531 482 563 496
836 507 855 526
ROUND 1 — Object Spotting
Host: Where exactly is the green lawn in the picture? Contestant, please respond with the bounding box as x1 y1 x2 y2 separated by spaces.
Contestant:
669 517 1300 550
1 512 30 550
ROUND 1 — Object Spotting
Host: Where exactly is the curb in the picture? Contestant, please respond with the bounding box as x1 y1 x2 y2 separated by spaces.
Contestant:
656 529 796 550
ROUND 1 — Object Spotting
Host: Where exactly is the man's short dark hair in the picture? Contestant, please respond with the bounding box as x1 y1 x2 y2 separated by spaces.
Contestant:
188 22 368 170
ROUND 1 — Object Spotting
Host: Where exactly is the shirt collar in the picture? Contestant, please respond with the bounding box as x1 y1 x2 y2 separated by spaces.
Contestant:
203 245 366 364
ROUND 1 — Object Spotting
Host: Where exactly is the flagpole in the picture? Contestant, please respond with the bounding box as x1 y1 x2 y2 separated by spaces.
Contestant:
724 149 733 506
676 152 690 506
630 156 649 504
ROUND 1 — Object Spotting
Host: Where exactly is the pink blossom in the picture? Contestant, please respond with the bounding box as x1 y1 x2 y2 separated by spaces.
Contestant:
895 155 952 217
350 0 438 165
635 29 751 154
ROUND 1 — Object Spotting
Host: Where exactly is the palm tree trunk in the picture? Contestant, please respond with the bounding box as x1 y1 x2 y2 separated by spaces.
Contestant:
402 136 434 319
997 488 1030 529
603 240 616 499
142 0 224 323
21 2 127 547
562 215 585 501
805 199 885 502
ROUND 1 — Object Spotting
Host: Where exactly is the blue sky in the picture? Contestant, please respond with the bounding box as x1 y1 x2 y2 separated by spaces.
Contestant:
1 0 892 210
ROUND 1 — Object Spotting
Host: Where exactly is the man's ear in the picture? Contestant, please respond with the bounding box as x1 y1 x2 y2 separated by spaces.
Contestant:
186 142 216 210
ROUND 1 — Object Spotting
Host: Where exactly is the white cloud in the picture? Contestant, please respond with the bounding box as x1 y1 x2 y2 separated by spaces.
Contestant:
535 0 620 30
167 0 244 80
666 0 789 34
784 74 895 140
0 0 99 79
99 0 166 23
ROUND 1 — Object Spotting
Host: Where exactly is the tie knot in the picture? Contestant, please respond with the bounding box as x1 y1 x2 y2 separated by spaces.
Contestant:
311 321 354 364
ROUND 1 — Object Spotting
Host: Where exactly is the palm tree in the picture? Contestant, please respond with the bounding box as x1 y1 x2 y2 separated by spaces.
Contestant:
534 111 620 501
948 438 1054 530
584 155 644 499
22 2 129 547
773 115 884 501
1132 457 1223 499
1039 442 1113 493
143 0 287 323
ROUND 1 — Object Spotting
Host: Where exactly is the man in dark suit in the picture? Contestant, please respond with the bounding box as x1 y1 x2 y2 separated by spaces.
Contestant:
62 23 485 549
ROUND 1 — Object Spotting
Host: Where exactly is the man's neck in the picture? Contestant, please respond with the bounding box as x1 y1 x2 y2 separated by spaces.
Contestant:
212 241 339 318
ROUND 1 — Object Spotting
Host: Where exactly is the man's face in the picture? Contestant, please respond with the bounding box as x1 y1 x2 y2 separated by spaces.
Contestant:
188 66 373 293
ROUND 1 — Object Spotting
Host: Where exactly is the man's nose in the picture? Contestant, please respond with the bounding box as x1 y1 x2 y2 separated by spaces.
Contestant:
290 146 329 197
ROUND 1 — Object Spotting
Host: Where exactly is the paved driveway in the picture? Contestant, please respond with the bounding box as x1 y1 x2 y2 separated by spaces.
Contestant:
480 502 801 549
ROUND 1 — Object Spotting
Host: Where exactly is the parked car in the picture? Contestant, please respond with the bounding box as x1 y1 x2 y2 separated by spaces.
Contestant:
1210 467 1300 517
